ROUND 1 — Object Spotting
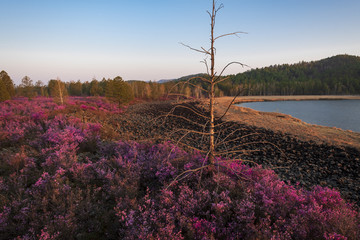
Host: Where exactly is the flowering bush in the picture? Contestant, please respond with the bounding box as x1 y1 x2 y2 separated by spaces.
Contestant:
0 97 359 239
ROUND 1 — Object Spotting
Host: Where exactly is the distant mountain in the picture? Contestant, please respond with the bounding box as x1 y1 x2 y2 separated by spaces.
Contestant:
156 74 207 84
157 79 176 84
175 73 207 82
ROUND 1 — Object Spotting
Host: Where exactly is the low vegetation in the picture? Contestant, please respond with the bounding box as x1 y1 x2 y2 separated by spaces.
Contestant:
0 97 359 239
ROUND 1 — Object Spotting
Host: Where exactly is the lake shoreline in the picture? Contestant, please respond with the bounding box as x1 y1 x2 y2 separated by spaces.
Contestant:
237 99 360 133
210 96 360 150
217 95 360 104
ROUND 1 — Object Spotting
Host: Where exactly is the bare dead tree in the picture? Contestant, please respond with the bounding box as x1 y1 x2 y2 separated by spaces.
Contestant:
57 78 64 105
180 0 247 163
154 1 288 190
146 0 287 191
49 78 67 105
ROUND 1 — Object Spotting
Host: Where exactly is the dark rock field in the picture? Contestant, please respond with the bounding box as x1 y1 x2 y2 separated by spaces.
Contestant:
113 101 360 206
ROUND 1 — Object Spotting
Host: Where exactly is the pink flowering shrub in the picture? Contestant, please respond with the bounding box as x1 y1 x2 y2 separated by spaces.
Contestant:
0 98 359 239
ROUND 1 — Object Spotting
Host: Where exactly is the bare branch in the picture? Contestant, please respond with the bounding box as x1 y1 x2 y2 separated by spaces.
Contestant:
201 59 210 75
215 61 250 83
169 128 212 136
215 3 224 13
214 76 231 85
217 141 268 153
201 47 211 55
168 104 209 120
214 120 236 128
206 10 212 19
197 76 212 83
154 113 206 128
215 129 259 147
217 164 250 181
167 93 192 99
218 158 259 167
197 150 212 187
216 133 261 148
216 140 288 162
163 137 207 153
167 76 211 98
215 86 246 122
166 164 211 189
215 149 260 156
262 141 289 160
214 31 247 41
175 76 209 92
186 82 208 93
166 76 208 101
180 42 210 55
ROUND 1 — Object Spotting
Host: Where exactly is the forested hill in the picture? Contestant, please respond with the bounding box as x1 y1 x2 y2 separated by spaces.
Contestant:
219 54 360 96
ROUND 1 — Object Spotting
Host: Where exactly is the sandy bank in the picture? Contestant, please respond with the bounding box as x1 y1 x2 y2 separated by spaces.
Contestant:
217 95 360 104
210 96 360 150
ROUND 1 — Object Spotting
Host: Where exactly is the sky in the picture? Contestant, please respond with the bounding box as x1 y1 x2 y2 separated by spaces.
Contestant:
1 0 359 85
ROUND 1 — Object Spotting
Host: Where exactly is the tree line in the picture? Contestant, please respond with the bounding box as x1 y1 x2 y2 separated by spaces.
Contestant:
0 70 199 103
1 54 360 103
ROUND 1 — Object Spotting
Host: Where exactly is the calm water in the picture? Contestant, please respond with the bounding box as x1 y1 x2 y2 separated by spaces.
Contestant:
237 100 360 132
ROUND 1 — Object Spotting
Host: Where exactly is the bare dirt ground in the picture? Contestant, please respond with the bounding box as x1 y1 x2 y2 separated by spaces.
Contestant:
212 96 360 150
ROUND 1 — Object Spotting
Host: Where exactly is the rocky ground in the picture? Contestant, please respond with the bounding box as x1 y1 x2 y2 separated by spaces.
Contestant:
109 100 360 206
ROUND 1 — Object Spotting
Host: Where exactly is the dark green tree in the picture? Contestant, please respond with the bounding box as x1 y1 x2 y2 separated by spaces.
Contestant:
0 70 15 98
35 80 47 97
105 76 134 106
90 79 102 96
0 78 11 101
68 80 82 96
82 81 91 96
20 76 36 99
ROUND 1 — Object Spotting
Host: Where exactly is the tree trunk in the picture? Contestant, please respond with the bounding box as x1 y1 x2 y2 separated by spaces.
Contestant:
209 0 216 165
57 78 64 105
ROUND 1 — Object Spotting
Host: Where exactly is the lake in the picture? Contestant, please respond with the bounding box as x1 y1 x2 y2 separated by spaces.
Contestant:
237 99 360 132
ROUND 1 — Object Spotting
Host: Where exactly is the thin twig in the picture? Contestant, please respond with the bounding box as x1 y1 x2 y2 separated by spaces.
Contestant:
201 59 210 76
216 132 261 148
168 128 212 136
217 164 250 181
166 164 211 189
153 113 206 128
216 87 246 122
214 61 250 83
218 158 259 167
180 42 210 55
215 149 260 156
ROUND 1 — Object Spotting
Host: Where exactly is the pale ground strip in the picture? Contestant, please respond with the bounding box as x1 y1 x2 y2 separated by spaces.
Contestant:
207 96 360 150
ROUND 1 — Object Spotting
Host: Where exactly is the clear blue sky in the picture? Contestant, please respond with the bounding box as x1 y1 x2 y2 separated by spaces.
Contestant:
1 0 359 85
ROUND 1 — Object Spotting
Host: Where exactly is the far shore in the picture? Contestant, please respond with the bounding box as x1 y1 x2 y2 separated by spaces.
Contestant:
217 95 360 104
